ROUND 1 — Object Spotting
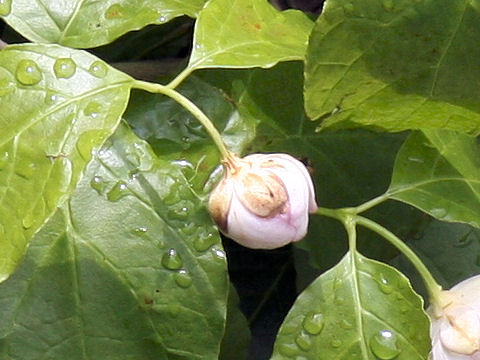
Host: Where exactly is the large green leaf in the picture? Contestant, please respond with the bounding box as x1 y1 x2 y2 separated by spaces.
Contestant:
305 0 480 133
0 44 132 282
388 129 480 228
0 0 206 48
0 124 228 359
186 0 313 71
271 251 430 360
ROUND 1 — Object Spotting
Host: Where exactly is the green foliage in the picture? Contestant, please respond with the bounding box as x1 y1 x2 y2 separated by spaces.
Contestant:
305 0 480 133
0 0 206 48
0 124 228 359
272 251 430 360
0 44 132 282
1 0 480 359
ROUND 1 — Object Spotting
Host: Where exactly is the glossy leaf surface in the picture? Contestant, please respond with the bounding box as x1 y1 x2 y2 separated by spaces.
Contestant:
388 130 480 228
187 0 313 70
0 44 132 282
305 0 480 133
1 0 206 48
272 251 430 360
0 124 228 359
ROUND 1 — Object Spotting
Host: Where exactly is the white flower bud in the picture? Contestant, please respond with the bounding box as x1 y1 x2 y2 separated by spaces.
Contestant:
208 153 318 249
429 275 480 360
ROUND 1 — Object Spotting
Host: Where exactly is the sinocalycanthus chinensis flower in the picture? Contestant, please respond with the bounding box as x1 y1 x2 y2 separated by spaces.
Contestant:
429 274 480 360
208 153 318 249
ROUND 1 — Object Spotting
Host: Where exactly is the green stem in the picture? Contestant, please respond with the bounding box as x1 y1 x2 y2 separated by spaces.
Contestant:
133 80 234 163
166 67 194 89
355 215 443 305
351 193 389 214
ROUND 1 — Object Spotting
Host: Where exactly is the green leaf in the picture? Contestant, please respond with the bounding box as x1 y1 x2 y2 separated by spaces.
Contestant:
0 124 228 359
271 251 430 360
1 0 206 48
124 74 257 193
187 0 313 70
305 0 480 133
0 44 132 282
388 129 480 228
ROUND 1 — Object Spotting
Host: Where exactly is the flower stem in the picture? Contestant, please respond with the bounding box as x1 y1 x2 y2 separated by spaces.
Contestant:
355 215 443 305
133 80 234 163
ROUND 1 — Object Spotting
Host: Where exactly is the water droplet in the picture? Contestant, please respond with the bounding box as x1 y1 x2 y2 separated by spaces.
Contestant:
382 0 395 11
83 101 102 118
430 208 447 218
211 248 226 260
0 0 12 16
162 248 183 270
16 59 42 85
334 296 345 305
135 226 148 235
0 151 10 170
295 332 312 351
22 211 35 229
15 162 36 179
331 339 342 348
302 312 324 335
158 15 167 22
105 3 125 19
174 269 192 288
376 273 393 294
341 319 354 329
370 330 401 359
0 78 14 96
53 58 76 78
278 343 298 357
343 3 355 14
90 175 107 194
89 61 108 78
167 201 192 220
333 277 343 290
407 156 424 164
193 233 217 252
106 181 130 201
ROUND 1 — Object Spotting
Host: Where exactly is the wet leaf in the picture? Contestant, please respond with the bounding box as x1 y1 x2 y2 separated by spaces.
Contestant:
187 0 313 71
1 0 206 48
305 0 480 133
0 43 132 282
272 251 430 360
388 129 480 228
0 124 228 359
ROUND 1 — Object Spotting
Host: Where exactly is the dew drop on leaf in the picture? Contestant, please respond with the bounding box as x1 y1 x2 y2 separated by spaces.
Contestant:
376 273 393 294
0 0 12 16
211 248 226 260
53 58 76 78
88 61 108 78
162 248 183 270
90 175 107 194
174 269 192 288
15 162 36 179
22 211 35 229
370 330 401 360
105 3 125 19
193 232 217 252
158 15 167 22
343 3 355 15
16 59 42 85
106 181 130 201
0 151 9 170
278 343 298 357
83 101 102 118
382 0 395 11
295 331 312 351
430 208 447 218
330 339 342 348
302 312 324 335
0 78 14 96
